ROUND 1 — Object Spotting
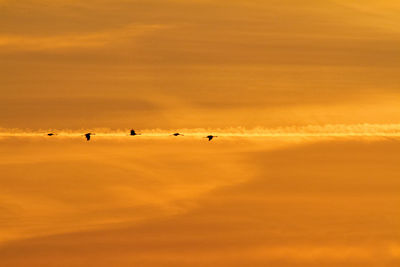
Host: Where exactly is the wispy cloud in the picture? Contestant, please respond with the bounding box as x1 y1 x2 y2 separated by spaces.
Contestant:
2 124 400 138
0 24 167 51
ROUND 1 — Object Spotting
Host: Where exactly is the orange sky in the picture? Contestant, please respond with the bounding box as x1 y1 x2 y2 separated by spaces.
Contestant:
1 1 400 266
1 0 400 129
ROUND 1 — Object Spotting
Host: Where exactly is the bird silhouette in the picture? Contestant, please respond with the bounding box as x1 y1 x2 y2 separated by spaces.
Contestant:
206 135 217 141
85 133 95 141
172 133 183 136
130 129 141 136
47 133 56 136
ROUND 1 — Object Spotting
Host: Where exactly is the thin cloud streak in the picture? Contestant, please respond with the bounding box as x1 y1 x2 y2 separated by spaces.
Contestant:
1 124 400 138
0 24 167 51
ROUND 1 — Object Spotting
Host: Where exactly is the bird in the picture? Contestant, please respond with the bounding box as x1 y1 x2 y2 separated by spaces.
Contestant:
130 129 141 136
206 135 217 141
47 133 56 136
172 133 183 136
84 133 95 141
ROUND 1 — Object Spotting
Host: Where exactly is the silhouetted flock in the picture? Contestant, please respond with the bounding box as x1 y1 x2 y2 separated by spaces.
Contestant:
46 130 217 141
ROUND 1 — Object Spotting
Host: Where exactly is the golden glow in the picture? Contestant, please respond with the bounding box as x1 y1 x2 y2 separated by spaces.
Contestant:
1 0 400 266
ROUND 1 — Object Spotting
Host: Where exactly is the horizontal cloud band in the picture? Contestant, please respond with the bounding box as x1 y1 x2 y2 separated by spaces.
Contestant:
1 124 400 137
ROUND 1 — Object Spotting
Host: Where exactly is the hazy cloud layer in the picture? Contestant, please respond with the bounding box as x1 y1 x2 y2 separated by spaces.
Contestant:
1 1 400 266
0 138 399 266
1 0 400 128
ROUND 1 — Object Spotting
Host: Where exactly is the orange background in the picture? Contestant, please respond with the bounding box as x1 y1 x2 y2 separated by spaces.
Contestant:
1 1 400 266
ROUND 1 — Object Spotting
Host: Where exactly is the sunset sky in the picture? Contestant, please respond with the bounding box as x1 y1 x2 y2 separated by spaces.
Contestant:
1 1 400 266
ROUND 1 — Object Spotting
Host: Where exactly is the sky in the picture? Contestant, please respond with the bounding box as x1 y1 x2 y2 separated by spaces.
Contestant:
1 0 400 129
0 0 400 266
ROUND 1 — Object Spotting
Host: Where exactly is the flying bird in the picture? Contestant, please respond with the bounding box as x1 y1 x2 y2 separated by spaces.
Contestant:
206 135 217 141
172 133 183 136
130 129 140 136
85 133 95 141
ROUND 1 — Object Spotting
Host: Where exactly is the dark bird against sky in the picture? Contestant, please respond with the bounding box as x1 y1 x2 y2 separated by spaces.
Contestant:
130 129 140 136
206 135 217 141
85 133 94 141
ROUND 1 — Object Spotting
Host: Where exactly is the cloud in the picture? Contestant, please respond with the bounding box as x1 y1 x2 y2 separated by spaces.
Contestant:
2 124 400 138
0 24 166 51
0 137 399 266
